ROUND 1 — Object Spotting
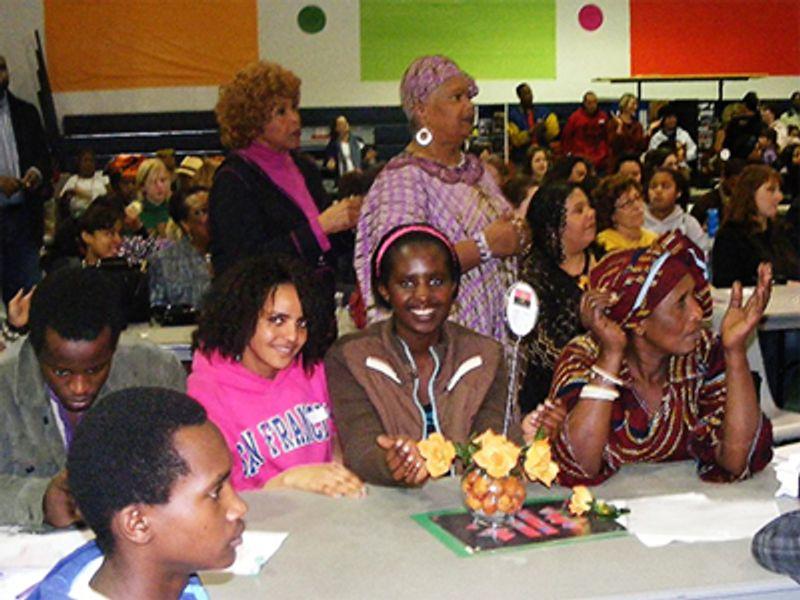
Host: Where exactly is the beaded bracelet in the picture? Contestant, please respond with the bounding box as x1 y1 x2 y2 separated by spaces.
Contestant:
1 318 27 342
474 231 493 263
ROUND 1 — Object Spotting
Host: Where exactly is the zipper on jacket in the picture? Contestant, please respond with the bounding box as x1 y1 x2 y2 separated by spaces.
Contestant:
397 338 439 440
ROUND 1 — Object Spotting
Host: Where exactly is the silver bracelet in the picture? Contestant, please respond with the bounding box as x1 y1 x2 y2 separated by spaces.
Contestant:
474 231 492 263
579 384 619 402
591 364 623 387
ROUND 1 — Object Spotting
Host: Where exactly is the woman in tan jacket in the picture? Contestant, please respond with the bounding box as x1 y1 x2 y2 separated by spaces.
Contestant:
326 224 520 487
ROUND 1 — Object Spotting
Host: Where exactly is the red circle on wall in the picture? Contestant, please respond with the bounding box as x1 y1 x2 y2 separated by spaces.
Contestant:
578 4 604 31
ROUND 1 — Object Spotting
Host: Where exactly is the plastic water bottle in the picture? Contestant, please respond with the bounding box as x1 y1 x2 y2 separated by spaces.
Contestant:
706 208 719 283
707 208 720 238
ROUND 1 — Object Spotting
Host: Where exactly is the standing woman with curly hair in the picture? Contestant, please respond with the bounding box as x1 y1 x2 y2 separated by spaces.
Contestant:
211 61 362 330
188 254 364 497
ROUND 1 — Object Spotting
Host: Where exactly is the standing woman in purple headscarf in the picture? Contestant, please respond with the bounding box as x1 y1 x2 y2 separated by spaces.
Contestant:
354 55 531 345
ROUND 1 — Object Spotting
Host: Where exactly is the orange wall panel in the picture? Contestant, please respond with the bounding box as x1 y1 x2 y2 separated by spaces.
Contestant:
44 0 258 92
630 0 800 76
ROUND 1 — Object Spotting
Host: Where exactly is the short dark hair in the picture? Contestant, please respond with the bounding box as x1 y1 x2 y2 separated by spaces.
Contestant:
546 154 592 184
194 254 328 371
645 167 688 204
29 267 127 355
657 103 677 120
615 153 642 172
370 224 461 310
168 185 208 226
743 91 759 112
78 200 123 234
643 147 676 181
68 387 207 555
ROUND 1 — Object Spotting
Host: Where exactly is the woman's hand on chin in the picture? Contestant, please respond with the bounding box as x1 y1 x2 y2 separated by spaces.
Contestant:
267 463 366 498
377 434 430 487
721 262 772 353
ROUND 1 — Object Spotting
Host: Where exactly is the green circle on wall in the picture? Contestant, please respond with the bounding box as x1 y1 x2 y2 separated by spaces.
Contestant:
298 6 326 34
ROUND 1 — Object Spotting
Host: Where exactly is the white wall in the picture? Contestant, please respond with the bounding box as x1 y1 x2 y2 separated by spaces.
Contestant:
1 0 797 119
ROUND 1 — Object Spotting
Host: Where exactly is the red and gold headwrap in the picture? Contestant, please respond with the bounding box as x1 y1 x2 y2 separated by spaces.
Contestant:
589 231 712 329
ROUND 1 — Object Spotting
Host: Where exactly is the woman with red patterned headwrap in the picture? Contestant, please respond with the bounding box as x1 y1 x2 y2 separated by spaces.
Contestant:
533 231 773 486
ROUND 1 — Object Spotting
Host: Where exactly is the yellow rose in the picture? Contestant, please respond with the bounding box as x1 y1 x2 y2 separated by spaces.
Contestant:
473 429 506 450
473 438 521 479
417 433 456 478
523 439 559 487
568 485 593 516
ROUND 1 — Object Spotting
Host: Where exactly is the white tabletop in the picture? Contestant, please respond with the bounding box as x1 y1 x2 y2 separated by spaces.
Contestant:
202 460 800 600
712 283 800 332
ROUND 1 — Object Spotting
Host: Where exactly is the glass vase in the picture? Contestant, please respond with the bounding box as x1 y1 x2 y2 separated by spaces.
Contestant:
461 468 526 528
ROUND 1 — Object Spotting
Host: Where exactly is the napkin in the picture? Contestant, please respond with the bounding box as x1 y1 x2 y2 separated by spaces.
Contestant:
772 448 800 498
615 492 780 547
0 528 94 599
0 527 287 598
224 530 288 576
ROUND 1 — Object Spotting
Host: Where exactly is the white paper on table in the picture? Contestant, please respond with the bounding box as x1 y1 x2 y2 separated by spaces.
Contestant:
0 568 50 600
0 528 93 598
614 492 780 548
771 450 800 498
0 528 93 568
0 527 286 598
222 530 288 576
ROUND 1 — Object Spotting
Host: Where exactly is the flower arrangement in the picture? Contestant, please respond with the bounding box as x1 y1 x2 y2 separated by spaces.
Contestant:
418 429 559 486
418 429 558 521
418 430 627 521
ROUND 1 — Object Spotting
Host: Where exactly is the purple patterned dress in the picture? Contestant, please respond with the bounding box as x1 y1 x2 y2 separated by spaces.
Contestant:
355 152 515 344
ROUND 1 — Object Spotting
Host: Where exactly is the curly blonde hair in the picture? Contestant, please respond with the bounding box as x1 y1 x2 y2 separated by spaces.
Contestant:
215 61 301 149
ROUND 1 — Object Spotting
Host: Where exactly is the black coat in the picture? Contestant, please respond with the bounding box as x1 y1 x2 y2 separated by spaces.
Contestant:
4 92 51 244
209 152 340 277
711 220 800 287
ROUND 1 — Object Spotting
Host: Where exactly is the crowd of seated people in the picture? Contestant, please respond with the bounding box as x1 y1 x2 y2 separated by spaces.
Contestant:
2 50 800 597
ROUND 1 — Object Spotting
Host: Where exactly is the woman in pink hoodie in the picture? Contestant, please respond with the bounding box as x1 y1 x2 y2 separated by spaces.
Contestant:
188 254 364 497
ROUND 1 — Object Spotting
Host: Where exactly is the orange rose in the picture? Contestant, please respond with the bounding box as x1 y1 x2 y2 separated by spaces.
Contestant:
417 433 456 478
472 437 521 479
523 439 559 487
568 485 593 516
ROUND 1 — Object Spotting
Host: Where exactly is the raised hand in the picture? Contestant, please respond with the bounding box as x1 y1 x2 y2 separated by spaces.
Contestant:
721 262 772 352
8 286 35 329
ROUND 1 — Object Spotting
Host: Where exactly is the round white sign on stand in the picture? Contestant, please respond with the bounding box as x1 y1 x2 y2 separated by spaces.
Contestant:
505 281 539 338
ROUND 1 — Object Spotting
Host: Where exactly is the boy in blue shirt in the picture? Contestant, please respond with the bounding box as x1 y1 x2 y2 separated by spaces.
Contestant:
31 387 247 599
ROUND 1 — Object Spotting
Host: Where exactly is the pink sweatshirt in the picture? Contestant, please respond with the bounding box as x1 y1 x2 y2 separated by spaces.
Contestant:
188 351 334 491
